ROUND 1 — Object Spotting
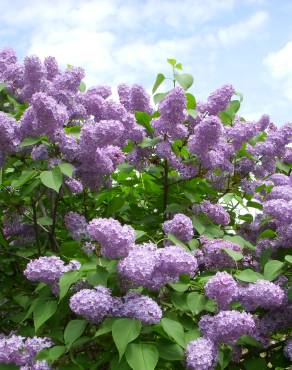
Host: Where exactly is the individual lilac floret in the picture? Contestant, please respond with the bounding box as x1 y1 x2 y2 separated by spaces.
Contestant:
69 285 113 323
205 272 238 310
0 334 52 367
186 338 218 370
24 256 80 293
199 310 256 345
238 280 285 311
65 178 84 194
199 238 242 270
112 292 162 324
31 144 48 161
284 339 292 361
206 84 235 115
64 211 88 241
194 200 230 226
163 213 194 242
87 218 135 259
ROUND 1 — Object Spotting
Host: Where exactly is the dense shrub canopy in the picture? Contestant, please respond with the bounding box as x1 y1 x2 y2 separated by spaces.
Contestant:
0 49 291 370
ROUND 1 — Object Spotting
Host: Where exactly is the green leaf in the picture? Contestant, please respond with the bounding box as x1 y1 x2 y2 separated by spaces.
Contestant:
167 233 189 250
58 162 74 177
239 214 253 223
153 92 168 104
175 63 183 70
192 215 205 235
95 317 117 337
86 266 109 287
187 292 208 315
125 343 159 370
276 161 290 174
112 318 142 360
263 260 284 281
59 270 81 300
237 335 262 348
11 170 37 188
169 282 190 292
167 58 176 66
79 81 86 92
160 318 185 347
64 319 87 349
0 365 18 370
135 111 154 133
235 269 264 283
175 73 194 90
258 229 277 239
36 345 66 361
152 73 165 94
40 167 63 192
285 255 292 264
135 230 146 240
156 342 184 361
111 356 131 370
247 201 263 210
184 328 200 343
33 300 57 332
20 137 42 147
138 136 161 149
223 235 255 250
37 216 53 226
222 248 243 262
186 92 196 110
65 125 81 139
244 357 267 370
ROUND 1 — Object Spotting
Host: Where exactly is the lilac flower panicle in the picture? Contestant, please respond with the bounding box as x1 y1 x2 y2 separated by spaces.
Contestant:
206 84 235 115
24 256 80 294
69 286 113 323
112 292 162 324
195 200 230 225
163 213 194 242
0 335 52 367
284 339 292 361
200 238 242 269
87 218 135 258
158 245 197 277
239 280 285 311
65 178 84 194
0 112 19 152
186 338 218 370
64 211 88 241
205 272 238 310
31 144 48 161
199 310 256 345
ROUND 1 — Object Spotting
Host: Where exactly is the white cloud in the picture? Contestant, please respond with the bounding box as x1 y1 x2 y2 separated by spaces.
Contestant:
217 11 268 45
264 41 292 101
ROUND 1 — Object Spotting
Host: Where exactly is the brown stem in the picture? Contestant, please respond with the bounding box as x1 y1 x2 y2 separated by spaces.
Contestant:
49 190 60 252
31 198 41 256
162 159 169 221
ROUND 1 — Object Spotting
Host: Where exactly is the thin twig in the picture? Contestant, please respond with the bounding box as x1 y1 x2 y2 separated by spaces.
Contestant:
31 198 41 256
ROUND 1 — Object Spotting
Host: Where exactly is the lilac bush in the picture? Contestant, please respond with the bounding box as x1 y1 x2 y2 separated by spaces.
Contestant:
0 50 291 369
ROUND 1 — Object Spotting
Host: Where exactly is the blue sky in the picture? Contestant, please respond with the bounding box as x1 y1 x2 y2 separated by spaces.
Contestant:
1 0 292 125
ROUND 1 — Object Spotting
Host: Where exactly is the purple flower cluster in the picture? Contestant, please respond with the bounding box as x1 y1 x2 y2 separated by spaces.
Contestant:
0 334 52 368
163 213 194 242
24 256 80 294
65 177 84 194
205 84 235 115
186 338 218 370
118 242 197 290
152 87 188 140
238 280 285 311
87 217 135 258
197 238 242 270
64 211 88 241
199 310 256 345
118 83 152 114
111 292 162 324
284 339 292 361
205 272 238 310
70 286 162 325
194 200 230 226
69 285 113 323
